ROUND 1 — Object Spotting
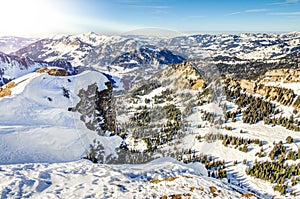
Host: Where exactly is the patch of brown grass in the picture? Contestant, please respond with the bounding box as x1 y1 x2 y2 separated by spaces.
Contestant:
0 78 31 98
35 68 67 76
0 87 11 97
190 187 204 192
0 82 15 98
5 81 15 89
241 193 255 198
149 176 178 184
161 193 192 199
209 186 218 197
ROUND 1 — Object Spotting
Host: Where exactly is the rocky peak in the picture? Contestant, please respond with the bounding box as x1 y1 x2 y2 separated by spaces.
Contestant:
161 62 205 90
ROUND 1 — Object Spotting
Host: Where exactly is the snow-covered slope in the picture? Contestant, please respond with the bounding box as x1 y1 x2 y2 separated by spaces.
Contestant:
0 70 121 164
0 158 252 199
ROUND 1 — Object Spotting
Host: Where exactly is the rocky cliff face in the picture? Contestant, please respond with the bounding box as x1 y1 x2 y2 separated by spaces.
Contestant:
158 61 206 90
226 68 300 110
43 67 117 135
72 81 116 135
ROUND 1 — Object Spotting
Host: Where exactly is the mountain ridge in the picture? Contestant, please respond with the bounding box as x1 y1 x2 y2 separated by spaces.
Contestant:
0 51 77 86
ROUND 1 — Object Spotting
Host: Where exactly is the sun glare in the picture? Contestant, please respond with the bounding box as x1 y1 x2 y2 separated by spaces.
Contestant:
0 0 63 37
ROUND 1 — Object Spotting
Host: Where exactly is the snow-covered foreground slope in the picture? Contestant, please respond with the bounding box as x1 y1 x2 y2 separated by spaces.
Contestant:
0 158 251 199
0 70 121 164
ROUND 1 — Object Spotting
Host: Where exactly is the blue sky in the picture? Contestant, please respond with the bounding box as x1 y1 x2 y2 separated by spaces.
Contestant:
1 0 300 37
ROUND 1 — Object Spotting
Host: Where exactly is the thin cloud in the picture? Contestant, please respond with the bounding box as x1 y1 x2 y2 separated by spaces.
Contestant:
152 9 169 14
129 5 170 9
116 0 139 3
245 9 268 13
225 12 241 16
186 15 205 19
225 8 268 16
268 12 300 15
117 0 171 9
181 15 205 21
270 0 299 5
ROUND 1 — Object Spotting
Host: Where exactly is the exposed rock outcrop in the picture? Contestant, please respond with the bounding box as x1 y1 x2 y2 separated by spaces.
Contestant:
261 68 300 83
225 68 300 110
72 82 116 135
240 79 256 93
162 62 206 90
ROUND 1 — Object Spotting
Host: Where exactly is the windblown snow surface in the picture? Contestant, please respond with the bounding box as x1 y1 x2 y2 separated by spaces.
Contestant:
0 157 248 199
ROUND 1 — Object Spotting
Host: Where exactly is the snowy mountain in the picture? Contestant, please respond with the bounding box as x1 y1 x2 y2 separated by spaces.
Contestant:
1 32 300 198
166 31 300 61
11 31 300 91
111 44 184 69
12 32 300 68
0 68 121 164
0 51 76 86
13 32 184 69
12 33 185 91
0 36 37 54
14 32 300 68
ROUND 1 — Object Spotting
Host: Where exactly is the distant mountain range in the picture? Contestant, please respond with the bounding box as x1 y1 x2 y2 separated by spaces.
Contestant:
11 32 300 67
0 36 37 54
166 32 300 61
2 31 297 91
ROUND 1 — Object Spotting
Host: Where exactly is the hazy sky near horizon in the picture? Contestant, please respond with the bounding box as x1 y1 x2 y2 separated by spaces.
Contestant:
0 0 300 37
